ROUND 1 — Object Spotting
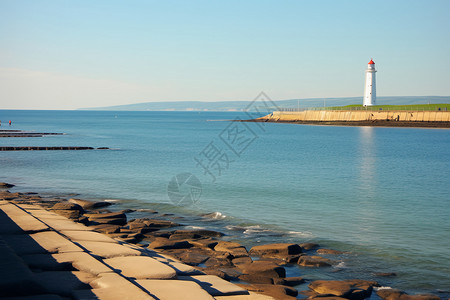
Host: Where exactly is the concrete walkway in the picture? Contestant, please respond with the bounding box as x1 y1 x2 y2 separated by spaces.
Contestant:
0 200 274 300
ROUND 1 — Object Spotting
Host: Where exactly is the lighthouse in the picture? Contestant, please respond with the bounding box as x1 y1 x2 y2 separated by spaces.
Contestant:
363 59 377 106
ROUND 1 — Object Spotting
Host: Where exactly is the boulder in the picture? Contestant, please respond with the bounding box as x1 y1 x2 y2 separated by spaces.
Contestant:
148 237 193 250
51 209 82 219
170 229 224 240
238 261 286 279
317 248 344 255
0 182 15 188
69 198 111 209
376 289 441 300
298 255 332 267
51 202 84 212
308 279 379 300
214 241 249 258
249 243 302 258
300 242 319 250
90 224 121 234
173 249 211 266
133 218 180 228
275 276 305 287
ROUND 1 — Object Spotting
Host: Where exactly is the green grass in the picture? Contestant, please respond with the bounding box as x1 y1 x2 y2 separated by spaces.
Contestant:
322 103 450 111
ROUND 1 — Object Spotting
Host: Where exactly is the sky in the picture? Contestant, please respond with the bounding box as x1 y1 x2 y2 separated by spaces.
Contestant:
1 0 449 110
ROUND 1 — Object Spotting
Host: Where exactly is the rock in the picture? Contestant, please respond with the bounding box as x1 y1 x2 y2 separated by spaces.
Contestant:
127 222 159 234
133 218 180 228
317 248 344 255
204 255 234 268
90 224 121 234
376 289 441 300
69 198 112 209
170 229 224 240
232 256 253 266
308 279 379 300
84 211 126 220
275 276 305 287
300 242 319 250
189 238 219 250
374 272 397 277
0 182 15 188
249 243 302 259
239 274 274 284
174 249 211 266
51 202 84 212
238 261 286 279
214 241 249 258
148 237 193 250
51 209 82 219
298 255 332 267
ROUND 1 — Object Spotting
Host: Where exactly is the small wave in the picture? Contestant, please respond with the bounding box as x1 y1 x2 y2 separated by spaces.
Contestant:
375 286 393 291
201 212 226 219
334 261 348 269
103 199 121 202
186 225 206 230
287 230 314 238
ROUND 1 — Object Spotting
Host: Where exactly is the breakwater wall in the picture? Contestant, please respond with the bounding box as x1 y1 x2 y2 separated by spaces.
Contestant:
259 110 450 122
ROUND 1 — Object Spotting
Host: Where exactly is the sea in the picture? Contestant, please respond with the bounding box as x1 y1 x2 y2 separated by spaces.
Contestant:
1 110 449 298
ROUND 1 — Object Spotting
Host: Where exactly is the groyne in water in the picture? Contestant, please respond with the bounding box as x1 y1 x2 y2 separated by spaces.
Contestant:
0 147 109 151
253 110 450 128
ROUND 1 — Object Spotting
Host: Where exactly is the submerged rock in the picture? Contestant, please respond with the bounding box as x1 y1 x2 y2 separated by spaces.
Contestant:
376 289 441 300
0 182 15 188
308 279 379 300
298 255 332 267
69 198 112 209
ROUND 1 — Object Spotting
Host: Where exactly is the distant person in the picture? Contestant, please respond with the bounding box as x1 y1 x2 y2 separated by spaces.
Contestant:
9 120 11 126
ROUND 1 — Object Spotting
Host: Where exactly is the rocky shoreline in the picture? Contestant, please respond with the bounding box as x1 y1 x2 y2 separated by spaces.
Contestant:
0 182 445 300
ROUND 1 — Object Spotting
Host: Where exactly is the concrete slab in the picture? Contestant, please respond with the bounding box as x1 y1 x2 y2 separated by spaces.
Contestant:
21 254 73 271
76 241 142 258
89 273 155 300
104 256 176 279
137 279 215 300
34 271 93 297
61 230 118 243
27 209 68 220
0 238 47 297
215 292 276 300
40 218 92 231
53 252 114 275
30 231 83 253
179 275 249 296
0 204 48 232
1 234 48 255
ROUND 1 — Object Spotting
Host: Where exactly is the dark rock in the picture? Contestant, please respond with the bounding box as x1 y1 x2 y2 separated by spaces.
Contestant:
308 279 379 300
300 242 320 250
0 182 15 188
239 274 274 284
175 249 211 266
275 276 305 287
374 272 397 277
204 253 234 268
298 255 332 267
170 229 224 240
121 209 136 214
148 237 192 250
377 289 441 300
68 198 112 209
249 243 302 258
51 202 84 212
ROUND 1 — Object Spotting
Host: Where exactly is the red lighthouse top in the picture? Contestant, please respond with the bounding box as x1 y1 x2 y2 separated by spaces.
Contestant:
368 59 375 64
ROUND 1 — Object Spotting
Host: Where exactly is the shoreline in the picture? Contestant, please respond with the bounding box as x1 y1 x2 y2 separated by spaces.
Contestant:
244 119 450 128
1 182 446 300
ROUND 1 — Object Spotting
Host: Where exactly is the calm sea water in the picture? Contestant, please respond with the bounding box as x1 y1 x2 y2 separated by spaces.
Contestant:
1 110 449 296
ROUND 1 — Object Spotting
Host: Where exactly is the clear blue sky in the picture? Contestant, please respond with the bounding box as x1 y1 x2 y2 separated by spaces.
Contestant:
1 0 449 109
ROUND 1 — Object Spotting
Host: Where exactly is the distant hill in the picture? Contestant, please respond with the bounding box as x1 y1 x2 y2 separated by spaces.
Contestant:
79 96 450 111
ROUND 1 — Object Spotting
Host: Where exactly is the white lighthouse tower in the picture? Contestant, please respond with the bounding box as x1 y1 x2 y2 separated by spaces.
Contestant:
363 59 377 106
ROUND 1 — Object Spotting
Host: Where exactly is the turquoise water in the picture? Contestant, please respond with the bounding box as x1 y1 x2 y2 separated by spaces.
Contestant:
1 110 449 296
